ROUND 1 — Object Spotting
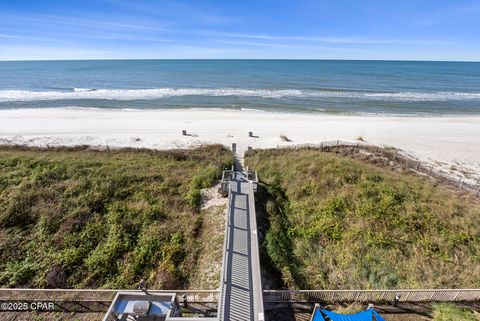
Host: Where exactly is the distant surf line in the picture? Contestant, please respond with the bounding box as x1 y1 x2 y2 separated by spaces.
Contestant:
1 87 480 102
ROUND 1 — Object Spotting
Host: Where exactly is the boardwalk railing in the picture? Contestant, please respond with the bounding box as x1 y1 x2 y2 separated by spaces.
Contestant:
263 289 480 303
218 184 233 319
258 140 480 197
0 289 219 303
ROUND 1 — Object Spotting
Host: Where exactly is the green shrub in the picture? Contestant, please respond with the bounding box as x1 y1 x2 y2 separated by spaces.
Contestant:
0 145 232 288
0 257 40 286
432 303 477 321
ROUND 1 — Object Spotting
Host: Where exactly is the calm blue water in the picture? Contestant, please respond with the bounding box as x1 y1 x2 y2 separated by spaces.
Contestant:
0 59 479 115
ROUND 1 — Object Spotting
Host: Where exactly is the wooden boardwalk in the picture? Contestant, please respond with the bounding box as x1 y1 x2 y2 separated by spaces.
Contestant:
219 171 264 321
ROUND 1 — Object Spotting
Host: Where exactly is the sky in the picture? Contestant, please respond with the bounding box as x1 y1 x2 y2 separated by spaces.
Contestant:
0 0 479 61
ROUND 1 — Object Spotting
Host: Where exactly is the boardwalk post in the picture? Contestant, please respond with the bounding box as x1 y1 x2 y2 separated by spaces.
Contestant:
249 131 253 137
182 130 187 136
231 143 236 153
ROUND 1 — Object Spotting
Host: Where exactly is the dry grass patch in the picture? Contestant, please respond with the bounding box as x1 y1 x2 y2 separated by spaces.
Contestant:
246 148 480 290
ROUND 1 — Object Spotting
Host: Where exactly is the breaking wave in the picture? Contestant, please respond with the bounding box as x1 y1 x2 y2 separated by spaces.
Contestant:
1 88 480 102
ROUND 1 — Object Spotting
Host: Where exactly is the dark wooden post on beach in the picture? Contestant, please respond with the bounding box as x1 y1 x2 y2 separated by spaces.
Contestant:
248 131 253 137
232 143 236 153
182 130 187 136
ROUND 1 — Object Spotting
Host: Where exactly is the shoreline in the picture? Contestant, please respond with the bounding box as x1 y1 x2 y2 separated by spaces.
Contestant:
2 105 480 118
0 107 479 182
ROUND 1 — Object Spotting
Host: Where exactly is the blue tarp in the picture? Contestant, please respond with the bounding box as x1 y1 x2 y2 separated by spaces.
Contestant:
312 308 386 321
322 309 373 321
312 308 327 321
372 310 386 321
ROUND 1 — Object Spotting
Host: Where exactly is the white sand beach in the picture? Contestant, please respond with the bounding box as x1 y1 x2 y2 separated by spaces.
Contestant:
0 108 479 181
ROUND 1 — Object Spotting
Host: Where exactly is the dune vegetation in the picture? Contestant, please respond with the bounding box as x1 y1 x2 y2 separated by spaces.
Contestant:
246 148 480 290
432 303 479 321
0 145 233 289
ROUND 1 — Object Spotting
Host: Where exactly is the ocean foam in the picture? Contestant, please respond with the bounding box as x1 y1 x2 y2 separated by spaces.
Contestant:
0 88 479 102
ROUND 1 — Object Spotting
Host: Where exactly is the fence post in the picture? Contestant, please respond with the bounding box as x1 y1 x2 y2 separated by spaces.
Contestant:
404 292 411 301
453 291 460 301
355 291 361 301
416 161 421 170
428 165 433 175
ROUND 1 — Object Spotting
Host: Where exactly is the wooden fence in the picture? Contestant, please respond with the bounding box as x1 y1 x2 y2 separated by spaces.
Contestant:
263 289 480 303
0 289 219 303
261 140 480 197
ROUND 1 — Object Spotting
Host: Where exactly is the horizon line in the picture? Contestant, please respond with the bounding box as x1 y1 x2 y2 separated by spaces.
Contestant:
1 58 479 63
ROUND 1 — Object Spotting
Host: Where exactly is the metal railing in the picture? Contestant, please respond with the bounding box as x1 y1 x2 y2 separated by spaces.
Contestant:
249 181 265 321
217 184 233 320
0 289 219 303
221 166 235 194
263 289 480 303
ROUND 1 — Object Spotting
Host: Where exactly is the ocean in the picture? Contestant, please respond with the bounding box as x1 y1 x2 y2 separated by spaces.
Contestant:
0 59 479 115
